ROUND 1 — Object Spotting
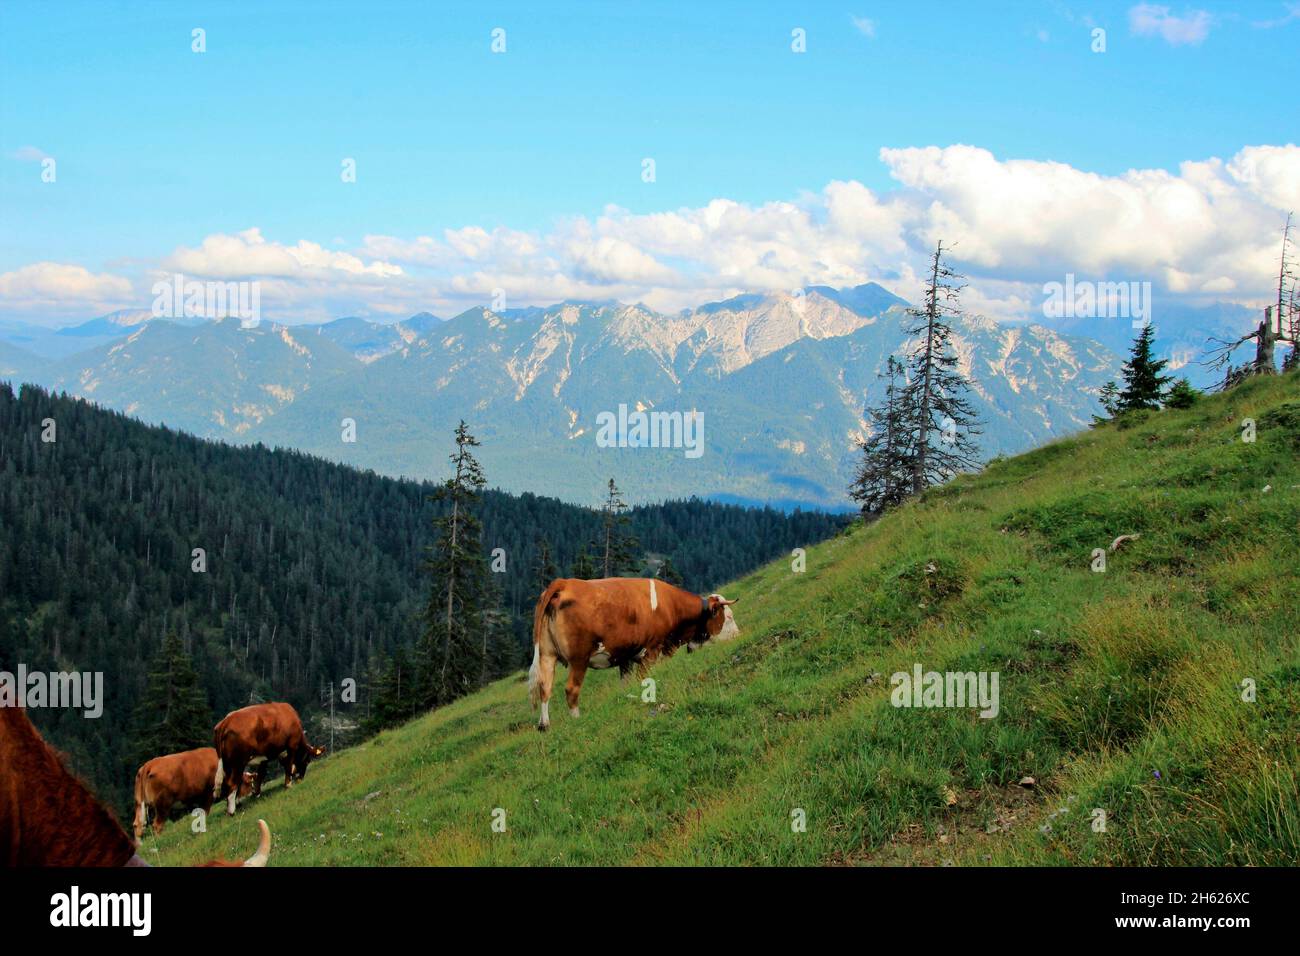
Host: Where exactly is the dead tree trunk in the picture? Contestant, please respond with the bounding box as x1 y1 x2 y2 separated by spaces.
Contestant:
1254 307 1278 374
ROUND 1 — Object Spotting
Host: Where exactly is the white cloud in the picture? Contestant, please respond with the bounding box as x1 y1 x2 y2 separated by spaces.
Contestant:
0 262 132 316
4 144 1296 325
851 15 876 38
879 143 1297 302
163 228 403 280
345 144 1294 320
1128 4 1212 45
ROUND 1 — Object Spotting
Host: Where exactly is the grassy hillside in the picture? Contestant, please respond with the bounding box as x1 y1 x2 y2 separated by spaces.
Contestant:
148 374 1300 866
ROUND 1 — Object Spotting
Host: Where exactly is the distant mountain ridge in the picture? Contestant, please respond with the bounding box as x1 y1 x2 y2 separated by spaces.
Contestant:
3 283 1121 507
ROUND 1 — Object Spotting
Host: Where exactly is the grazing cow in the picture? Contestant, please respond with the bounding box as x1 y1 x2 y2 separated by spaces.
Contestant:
528 577 740 731
0 705 270 867
214 702 325 815
132 747 254 841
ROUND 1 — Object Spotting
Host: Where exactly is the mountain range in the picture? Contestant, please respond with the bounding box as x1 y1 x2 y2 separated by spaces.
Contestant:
0 283 1144 507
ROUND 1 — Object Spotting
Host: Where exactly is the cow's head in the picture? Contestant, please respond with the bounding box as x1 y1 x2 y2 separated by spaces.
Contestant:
239 771 256 797
689 594 740 650
293 744 327 780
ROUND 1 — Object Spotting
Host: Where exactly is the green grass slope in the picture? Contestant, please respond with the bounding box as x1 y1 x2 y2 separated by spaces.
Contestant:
148 374 1300 866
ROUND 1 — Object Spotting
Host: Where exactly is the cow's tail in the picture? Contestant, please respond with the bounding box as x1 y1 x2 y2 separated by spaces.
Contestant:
132 765 149 845
529 581 563 708
528 643 541 709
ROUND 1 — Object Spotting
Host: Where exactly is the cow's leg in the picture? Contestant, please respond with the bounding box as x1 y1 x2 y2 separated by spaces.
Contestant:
565 657 589 718
226 758 247 816
132 797 147 843
260 760 271 794
152 798 169 836
281 753 294 789
536 650 557 731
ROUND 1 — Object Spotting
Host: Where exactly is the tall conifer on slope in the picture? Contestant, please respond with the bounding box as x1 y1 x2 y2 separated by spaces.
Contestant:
599 478 640 577
899 240 981 493
570 544 596 579
850 355 912 515
533 534 558 592
1118 323 1172 411
418 420 490 708
130 633 212 765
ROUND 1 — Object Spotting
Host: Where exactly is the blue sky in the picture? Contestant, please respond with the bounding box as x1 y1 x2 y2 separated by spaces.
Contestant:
1 1 1297 323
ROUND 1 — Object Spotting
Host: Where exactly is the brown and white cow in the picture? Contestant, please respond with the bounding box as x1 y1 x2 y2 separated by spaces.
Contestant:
214 702 325 816
132 747 254 841
528 577 739 731
0 705 270 867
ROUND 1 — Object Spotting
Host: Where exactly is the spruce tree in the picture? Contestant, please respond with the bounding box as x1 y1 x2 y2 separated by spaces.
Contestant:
1165 377 1200 409
570 544 596 579
1118 324 1172 411
533 535 558 593
1100 381 1121 415
899 240 982 493
850 355 913 514
418 421 490 708
130 633 213 764
599 478 640 577
366 646 418 732
657 555 684 587
1091 381 1121 426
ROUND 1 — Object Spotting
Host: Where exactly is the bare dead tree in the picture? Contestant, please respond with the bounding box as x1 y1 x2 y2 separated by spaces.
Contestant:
1203 213 1297 386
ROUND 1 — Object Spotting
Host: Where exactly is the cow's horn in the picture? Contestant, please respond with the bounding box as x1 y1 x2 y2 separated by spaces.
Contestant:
242 819 271 868
720 597 739 606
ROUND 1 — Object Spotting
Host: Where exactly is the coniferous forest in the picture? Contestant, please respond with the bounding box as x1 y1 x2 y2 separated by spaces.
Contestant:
0 383 847 813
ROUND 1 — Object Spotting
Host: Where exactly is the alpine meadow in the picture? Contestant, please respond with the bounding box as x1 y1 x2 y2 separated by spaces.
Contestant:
141 372 1298 867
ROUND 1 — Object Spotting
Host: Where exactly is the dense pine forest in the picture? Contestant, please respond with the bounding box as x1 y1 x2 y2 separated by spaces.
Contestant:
0 383 846 813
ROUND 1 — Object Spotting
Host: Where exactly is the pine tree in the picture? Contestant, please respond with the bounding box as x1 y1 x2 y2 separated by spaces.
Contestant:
899 240 982 493
1165 377 1200 409
570 544 596 579
129 633 213 765
478 601 521 682
533 535 558 593
1091 381 1122 426
1100 381 1121 415
1118 324 1172 411
657 555 684 587
850 355 913 514
418 421 490 708
599 478 640 577
365 646 418 732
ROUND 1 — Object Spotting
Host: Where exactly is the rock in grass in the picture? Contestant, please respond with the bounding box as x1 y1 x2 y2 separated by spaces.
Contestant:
1108 534 1141 552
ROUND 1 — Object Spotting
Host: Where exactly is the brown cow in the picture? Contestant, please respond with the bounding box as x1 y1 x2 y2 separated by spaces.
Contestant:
0 705 270 866
214 702 325 816
528 577 740 731
132 747 254 841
